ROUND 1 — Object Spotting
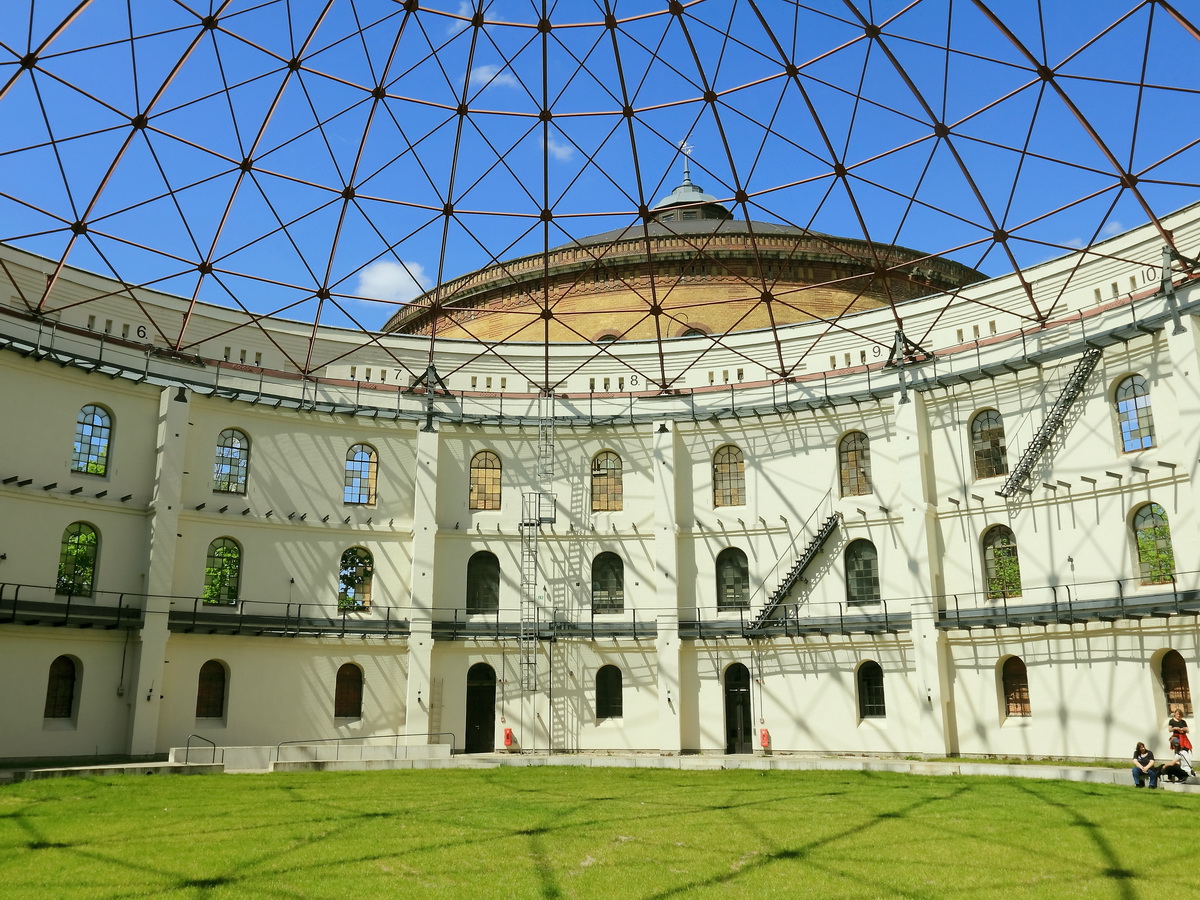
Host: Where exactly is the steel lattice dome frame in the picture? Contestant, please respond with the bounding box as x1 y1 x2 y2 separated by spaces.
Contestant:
1 0 1198 392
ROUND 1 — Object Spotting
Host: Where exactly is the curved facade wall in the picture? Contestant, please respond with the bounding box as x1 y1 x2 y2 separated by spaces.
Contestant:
2 205 1200 761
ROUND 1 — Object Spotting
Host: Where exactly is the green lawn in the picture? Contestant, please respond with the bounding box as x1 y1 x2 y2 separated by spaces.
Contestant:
0 766 1187 898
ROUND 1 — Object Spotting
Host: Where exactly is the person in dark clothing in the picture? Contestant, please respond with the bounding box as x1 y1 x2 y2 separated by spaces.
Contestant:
1133 742 1158 788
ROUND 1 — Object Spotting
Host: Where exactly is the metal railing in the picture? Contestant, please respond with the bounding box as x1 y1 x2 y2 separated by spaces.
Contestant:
273 732 457 763
183 733 218 765
938 570 1200 630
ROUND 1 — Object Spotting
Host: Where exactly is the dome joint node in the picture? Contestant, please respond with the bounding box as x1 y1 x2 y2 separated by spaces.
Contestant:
197 261 213 275
457 103 469 117
316 287 331 300
703 89 717 104
342 186 356 200
833 162 848 178
622 105 634 119
604 14 618 29
864 23 881 38
70 221 87 236
538 18 552 33
540 208 553 222
288 57 302 71
1121 172 1139 188
403 0 419 11
239 157 254 172
760 290 773 303
539 108 553 122
131 113 149 130
540 308 554 321
668 1 684 15
371 85 386 100
201 15 219 30
933 122 950 138
20 53 38 70
785 63 799 77
993 229 1009 243
443 202 454 217
1036 64 1054 81
471 12 485 27
734 189 749 204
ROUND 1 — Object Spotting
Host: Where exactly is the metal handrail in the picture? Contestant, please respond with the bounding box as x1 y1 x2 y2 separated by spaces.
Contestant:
184 733 218 765
273 732 458 763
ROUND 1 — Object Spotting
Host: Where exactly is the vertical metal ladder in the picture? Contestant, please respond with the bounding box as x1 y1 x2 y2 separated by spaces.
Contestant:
998 347 1102 498
518 393 557 692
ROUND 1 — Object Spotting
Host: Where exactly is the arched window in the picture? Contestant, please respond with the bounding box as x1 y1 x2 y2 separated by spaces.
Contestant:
596 333 619 343
203 537 241 605
591 451 623 512
195 660 227 718
338 547 374 609
716 547 749 610
1002 657 1031 718
857 661 885 718
213 428 250 494
591 552 624 613
596 665 623 719
1133 502 1174 585
982 525 1021 598
713 445 745 508
56 522 98 597
466 550 500 614
1115 374 1154 452
838 431 872 496
845 539 880 605
971 410 1008 479
1162 650 1193 718
334 663 363 718
469 450 501 510
43 656 77 719
71 404 112 476
344 443 378 504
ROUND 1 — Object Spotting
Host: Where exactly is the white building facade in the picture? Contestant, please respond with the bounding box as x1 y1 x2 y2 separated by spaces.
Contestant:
2 205 1199 762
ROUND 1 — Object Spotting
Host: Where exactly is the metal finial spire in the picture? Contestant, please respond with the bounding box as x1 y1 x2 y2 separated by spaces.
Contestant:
677 138 694 185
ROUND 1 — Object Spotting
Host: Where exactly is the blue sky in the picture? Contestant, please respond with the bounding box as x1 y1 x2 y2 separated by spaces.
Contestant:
0 0 1196 344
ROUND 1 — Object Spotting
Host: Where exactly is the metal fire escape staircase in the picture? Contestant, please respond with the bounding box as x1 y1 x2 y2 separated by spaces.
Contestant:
518 393 556 692
998 346 1103 498
748 512 842 631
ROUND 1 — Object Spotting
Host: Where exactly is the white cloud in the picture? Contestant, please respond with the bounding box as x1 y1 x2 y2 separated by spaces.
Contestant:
470 63 517 91
1102 220 1123 236
448 1 473 35
545 134 575 162
354 260 428 303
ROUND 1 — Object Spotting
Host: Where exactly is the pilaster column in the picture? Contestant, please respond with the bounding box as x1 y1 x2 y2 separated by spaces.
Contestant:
127 384 188 755
1160 313 1200 591
405 426 440 742
892 389 955 756
652 421 683 753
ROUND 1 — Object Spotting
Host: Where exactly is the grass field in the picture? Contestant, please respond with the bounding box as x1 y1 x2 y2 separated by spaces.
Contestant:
0 766 1190 898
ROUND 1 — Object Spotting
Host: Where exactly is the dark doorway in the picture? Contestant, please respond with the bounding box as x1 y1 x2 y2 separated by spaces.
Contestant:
724 663 752 754
465 662 497 753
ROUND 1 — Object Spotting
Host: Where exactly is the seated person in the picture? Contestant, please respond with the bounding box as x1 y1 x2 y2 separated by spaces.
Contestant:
1133 742 1158 788
1158 739 1195 783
